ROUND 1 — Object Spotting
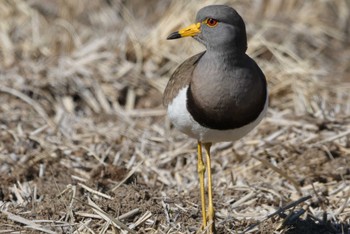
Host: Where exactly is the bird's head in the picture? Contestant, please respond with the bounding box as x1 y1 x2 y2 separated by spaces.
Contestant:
167 5 247 54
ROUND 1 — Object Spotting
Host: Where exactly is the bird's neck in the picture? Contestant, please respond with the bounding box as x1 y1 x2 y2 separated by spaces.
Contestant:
204 48 246 67
206 37 247 58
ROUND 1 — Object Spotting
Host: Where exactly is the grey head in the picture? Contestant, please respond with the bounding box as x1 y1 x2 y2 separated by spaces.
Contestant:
195 5 247 53
167 5 247 54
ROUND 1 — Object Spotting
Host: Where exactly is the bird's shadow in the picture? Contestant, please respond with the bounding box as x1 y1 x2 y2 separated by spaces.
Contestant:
279 212 349 234
239 195 350 234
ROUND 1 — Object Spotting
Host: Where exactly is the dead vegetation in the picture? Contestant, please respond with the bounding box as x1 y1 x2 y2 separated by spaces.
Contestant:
0 0 349 233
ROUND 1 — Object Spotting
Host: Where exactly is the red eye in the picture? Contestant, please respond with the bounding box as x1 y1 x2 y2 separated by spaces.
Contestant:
206 18 218 27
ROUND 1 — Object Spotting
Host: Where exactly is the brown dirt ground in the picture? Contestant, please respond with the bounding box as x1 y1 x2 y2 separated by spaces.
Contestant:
1 0 350 233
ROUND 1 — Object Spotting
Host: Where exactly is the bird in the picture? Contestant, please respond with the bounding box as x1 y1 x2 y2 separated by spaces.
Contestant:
163 5 268 233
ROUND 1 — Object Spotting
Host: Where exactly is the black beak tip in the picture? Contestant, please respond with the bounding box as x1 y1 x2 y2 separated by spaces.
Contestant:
167 32 181 40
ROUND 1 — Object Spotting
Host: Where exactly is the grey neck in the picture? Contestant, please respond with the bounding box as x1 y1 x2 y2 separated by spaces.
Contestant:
205 34 247 57
204 47 247 67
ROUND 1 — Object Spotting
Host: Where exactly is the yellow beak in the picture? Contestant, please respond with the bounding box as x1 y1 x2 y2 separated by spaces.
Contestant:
167 23 201 40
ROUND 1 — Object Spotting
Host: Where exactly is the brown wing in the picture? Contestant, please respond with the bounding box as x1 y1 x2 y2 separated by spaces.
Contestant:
163 51 205 107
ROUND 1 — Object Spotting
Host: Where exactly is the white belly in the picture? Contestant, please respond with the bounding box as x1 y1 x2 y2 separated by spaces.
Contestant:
167 87 268 143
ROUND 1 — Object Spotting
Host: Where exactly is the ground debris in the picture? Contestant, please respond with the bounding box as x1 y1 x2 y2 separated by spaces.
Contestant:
0 0 349 233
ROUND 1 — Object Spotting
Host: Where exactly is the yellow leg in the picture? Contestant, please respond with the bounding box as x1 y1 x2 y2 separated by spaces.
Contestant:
197 141 207 230
204 143 215 234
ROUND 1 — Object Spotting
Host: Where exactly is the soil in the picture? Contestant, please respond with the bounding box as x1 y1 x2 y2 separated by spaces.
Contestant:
0 0 350 233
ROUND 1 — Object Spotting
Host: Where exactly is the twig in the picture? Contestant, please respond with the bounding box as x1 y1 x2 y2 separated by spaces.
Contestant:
83 197 137 234
2 211 56 234
252 153 302 195
314 129 350 145
0 86 55 128
111 160 143 191
78 182 112 200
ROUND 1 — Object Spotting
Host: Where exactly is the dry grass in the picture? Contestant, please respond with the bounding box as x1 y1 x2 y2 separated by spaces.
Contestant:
0 0 349 233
